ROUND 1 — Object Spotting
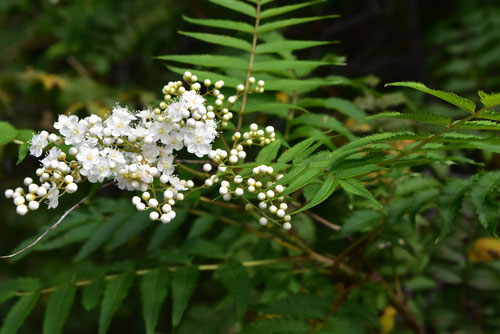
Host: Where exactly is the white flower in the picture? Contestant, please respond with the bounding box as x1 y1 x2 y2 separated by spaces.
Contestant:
46 183 59 209
167 101 187 122
76 145 100 170
57 116 87 146
157 153 175 174
29 132 48 157
150 121 173 144
182 91 206 114
183 122 217 157
104 105 136 137
169 175 187 191
141 143 160 164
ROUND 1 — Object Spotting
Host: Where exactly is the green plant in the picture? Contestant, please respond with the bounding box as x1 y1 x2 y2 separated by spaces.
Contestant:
1 1 499 334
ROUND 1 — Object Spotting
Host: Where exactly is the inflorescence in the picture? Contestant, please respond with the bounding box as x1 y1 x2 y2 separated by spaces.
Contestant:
5 72 293 230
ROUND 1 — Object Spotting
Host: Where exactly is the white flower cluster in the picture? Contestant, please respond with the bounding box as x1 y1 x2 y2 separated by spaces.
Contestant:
5 72 294 230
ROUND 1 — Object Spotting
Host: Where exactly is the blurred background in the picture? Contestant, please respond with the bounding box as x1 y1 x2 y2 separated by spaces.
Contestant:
0 0 499 332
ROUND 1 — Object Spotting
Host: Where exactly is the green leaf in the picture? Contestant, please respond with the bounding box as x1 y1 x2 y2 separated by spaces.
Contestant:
339 178 381 207
141 268 170 334
188 215 216 239
278 136 317 163
99 272 135 334
108 212 150 250
0 293 39 334
367 111 452 126
148 208 189 252
74 212 126 262
17 142 31 164
0 278 40 305
172 266 199 328
253 60 337 72
183 16 254 33
264 77 345 92
258 293 330 318
470 172 500 235
182 239 225 259
209 0 256 17
292 174 337 214
256 139 281 163
244 318 310 333
260 0 326 19
158 54 248 70
279 168 322 197
478 90 500 108
217 261 250 319
456 120 500 130
43 285 76 334
386 81 476 113
256 40 335 54
477 110 500 121
82 279 106 311
258 15 339 33
178 31 252 52
292 113 354 139
0 121 19 146
244 102 307 117
438 179 470 239
299 97 367 121
332 210 381 239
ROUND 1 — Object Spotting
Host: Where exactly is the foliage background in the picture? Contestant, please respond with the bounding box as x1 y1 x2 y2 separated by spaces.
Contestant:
0 0 499 333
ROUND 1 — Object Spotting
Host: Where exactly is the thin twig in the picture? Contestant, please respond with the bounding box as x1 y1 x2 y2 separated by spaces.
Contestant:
236 0 261 132
1 196 88 259
290 200 341 231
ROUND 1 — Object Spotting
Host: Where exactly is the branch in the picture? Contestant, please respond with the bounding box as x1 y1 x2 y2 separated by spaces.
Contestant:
236 0 261 132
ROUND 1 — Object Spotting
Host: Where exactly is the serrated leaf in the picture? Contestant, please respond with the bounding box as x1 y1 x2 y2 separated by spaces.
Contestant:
258 293 330 318
0 294 39 334
0 278 40 305
256 40 334 54
260 0 325 19
299 97 367 121
243 102 307 117
141 268 169 334
292 174 337 214
478 90 500 108
82 279 106 311
209 0 256 17
183 16 254 33
386 81 476 113
253 60 338 72
264 77 345 92
172 266 199 328
456 120 500 130
108 212 150 250
332 210 381 239
74 212 127 262
0 121 19 146
243 318 310 333
477 110 500 121
292 113 354 139
99 272 135 334
258 15 339 33
438 179 470 239
179 31 252 52
158 54 248 70
339 178 381 207
408 188 439 225
43 285 76 334
188 215 216 239
218 261 250 319
279 168 322 197
278 136 317 163
368 111 452 126
183 239 225 259
470 172 500 235
256 139 281 163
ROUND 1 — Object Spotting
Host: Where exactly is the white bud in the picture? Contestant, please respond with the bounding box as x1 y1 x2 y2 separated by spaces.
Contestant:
149 211 160 221
23 177 33 186
14 196 25 206
248 185 255 192
16 204 28 216
219 186 228 195
269 205 277 213
283 222 292 230
36 187 47 196
250 123 258 131
236 84 245 92
162 204 172 213
228 96 236 104
160 174 170 184
275 184 284 193
234 175 243 184
276 209 285 218
229 155 238 164
148 198 159 208
4 189 14 198
249 77 256 84
223 194 231 201
259 217 268 225
204 79 211 86
66 183 78 193
237 151 246 159
176 193 184 201
28 184 39 194
64 175 74 183
218 165 227 172
258 80 265 87
160 214 171 224
164 189 174 199
284 215 291 222
266 190 275 199
142 192 151 201
203 164 212 172
28 201 39 211
247 178 256 186
205 178 214 187
50 160 59 169
235 188 244 196
136 202 146 211
279 203 288 210
132 196 141 205
257 192 266 201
